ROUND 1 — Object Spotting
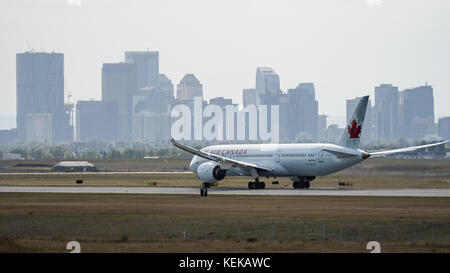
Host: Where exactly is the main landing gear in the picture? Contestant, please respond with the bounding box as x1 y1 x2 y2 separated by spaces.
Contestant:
248 180 265 190
290 176 315 189
248 169 265 190
293 180 310 189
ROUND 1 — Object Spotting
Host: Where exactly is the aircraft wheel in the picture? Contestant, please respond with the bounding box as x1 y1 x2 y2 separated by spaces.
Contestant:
293 181 299 189
200 187 208 196
248 182 253 190
299 181 306 189
305 182 310 189
261 182 265 189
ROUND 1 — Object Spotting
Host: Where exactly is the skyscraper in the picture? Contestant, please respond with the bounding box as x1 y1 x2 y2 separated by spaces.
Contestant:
132 112 171 142
375 84 399 140
124 51 159 89
242 88 257 107
0 129 17 145
438 117 450 140
256 67 281 97
16 52 67 142
176 74 203 101
318 115 327 132
102 63 137 140
208 97 238 141
399 85 435 139
318 114 328 142
158 74 174 98
288 83 319 141
75 100 119 141
132 86 170 142
209 97 233 107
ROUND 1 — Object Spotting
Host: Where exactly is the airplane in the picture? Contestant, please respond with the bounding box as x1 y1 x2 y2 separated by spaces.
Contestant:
171 96 448 196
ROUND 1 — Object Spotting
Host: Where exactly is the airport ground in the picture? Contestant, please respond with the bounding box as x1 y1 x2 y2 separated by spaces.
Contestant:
0 158 449 252
0 158 449 189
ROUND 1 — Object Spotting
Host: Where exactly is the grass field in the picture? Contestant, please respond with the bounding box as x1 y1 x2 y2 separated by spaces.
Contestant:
0 172 448 189
0 193 449 253
0 158 449 189
0 157 449 253
0 158 192 173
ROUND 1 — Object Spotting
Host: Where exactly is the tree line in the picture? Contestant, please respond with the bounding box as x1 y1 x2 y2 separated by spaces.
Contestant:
0 139 447 160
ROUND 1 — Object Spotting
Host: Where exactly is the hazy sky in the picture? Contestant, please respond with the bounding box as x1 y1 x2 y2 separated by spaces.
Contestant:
1 0 449 129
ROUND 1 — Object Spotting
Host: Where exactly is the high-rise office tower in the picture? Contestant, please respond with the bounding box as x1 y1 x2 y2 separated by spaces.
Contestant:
176 74 203 101
125 51 159 89
256 67 281 96
346 98 360 124
158 74 174 98
132 86 170 142
208 97 238 141
243 89 257 107
102 63 137 140
76 100 119 141
438 117 450 140
209 97 233 107
16 52 68 142
399 85 435 139
318 114 328 142
256 67 291 141
318 115 327 132
132 112 171 142
288 83 319 141
0 129 17 145
375 84 399 140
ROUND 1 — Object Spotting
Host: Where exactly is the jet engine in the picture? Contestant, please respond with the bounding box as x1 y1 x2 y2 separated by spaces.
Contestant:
196 162 227 183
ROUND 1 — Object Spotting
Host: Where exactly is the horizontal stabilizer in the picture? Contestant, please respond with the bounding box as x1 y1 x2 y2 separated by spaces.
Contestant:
369 140 448 157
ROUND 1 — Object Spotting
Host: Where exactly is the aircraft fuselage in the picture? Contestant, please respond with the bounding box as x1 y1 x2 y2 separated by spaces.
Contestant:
189 143 366 178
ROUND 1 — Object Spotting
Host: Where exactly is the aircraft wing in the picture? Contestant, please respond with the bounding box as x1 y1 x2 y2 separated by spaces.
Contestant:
369 140 448 157
171 138 273 172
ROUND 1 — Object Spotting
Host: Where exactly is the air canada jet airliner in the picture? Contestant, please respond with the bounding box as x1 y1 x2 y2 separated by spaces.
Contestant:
172 96 448 196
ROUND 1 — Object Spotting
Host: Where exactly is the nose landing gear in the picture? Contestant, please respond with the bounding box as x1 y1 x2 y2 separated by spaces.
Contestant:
200 182 210 197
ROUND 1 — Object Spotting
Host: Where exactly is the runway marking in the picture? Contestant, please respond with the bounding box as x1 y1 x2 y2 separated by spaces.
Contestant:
0 186 449 197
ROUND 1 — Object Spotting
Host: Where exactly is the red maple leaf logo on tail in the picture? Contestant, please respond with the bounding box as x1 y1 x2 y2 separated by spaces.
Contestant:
348 120 361 139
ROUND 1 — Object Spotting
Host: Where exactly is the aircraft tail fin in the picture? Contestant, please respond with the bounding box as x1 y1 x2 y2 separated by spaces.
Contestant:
338 95 369 150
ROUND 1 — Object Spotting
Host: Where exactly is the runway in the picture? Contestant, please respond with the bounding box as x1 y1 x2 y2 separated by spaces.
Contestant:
0 171 193 175
0 186 449 197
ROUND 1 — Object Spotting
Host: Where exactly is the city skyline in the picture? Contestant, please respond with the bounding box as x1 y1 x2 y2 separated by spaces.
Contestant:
0 49 448 131
6 48 445 144
0 0 450 129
